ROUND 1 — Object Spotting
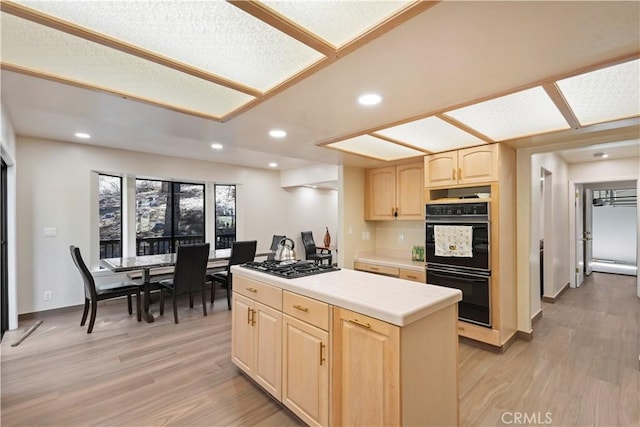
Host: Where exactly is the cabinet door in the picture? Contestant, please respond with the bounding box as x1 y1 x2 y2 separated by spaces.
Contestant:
282 315 329 427
458 144 498 184
231 293 254 375
366 167 396 220
253 302 282 400
396 162 423 219
332 308 400 427
424 152 457 188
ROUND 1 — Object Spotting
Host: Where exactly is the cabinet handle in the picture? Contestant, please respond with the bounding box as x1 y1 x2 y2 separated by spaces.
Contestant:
370 266 379 271
319 342 325 366
246 287 257 293
348 318 371 329
406 275 417 279
247 307 252 325
458 168 462 180
452 169 456 180
293 304 308 312
251 309 256 326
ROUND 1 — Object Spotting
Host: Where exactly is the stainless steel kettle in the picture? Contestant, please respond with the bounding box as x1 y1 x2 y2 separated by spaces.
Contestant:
274 238 296 262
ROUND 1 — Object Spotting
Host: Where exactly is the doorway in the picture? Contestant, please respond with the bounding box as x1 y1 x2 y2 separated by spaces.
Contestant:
1 159 8 339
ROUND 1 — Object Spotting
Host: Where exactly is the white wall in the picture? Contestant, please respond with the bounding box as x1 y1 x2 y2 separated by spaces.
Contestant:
530 153 571 312
592 205 637 264
1 104 18 329
339 166 375 269
16 136 337 314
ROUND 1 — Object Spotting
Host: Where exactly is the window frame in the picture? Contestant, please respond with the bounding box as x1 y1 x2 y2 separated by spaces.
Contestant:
98 173 123 259
214 184 237 249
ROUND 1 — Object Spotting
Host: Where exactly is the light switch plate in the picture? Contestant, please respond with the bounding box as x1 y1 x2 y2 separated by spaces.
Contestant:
43 227 57 237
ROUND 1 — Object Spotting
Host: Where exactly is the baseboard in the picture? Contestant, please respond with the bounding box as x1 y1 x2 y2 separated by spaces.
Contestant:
516 329 534 342
459 336 503 353
541 282 570 303
18 304 84 322
532 309 542 325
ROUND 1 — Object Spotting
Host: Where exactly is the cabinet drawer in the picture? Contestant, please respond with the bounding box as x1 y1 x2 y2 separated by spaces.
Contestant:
234 276 282 310
354 262 399 277
283 291 329 331
399 269 425 283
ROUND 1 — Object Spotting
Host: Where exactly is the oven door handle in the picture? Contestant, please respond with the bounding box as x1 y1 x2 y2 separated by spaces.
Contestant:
428 270 490 282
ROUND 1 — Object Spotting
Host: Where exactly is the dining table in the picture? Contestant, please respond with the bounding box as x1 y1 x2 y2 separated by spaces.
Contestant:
101 248 271 323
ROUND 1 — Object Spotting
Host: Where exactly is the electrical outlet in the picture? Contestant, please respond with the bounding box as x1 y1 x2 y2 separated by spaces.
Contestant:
44 291 52 301
398 234 405 243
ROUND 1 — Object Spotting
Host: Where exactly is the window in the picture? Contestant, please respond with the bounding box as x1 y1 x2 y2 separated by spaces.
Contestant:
135 179 205 255
98 174 122 258
215 184 236 249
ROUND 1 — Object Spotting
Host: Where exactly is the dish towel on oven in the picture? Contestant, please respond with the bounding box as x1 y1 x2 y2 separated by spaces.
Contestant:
434 225 473 257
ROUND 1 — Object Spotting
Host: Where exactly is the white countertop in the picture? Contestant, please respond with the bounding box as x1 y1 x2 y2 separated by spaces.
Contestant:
354 253 425 272
231 266 461 327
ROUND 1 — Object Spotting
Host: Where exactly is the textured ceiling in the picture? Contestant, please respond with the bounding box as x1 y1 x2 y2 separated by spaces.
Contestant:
1 1 639 170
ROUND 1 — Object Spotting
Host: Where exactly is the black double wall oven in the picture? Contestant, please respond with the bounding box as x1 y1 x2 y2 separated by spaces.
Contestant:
425 202 491 327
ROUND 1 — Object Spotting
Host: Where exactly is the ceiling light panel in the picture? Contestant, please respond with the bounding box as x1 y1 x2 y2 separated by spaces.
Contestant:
444 87 570 141
375 116 487 152
15 0 324 91
1 13 255 118
327 135 424 161
262 0 413 47
556 59 640 126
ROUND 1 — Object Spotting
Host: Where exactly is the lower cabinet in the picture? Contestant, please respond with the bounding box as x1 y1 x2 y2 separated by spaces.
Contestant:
331 307 401 426
232 282 282 400
282 314 329 427
332 305 459 426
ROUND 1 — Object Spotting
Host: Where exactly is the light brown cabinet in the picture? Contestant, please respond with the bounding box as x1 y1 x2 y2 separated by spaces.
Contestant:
232 278 282 400
365 161 423 220
353 261 425 283
281 291 330 427
331 306 458 426
424 144 498 188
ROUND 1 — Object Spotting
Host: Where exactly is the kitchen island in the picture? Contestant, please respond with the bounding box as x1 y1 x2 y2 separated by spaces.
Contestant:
230 265 462 427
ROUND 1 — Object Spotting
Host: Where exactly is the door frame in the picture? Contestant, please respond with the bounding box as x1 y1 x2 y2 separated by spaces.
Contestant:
569 176 640 296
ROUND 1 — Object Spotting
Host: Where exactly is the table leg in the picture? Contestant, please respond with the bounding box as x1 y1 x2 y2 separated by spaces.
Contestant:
141 268 155 323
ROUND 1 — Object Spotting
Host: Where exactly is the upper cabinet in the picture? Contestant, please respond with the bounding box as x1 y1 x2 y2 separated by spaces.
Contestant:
424 144 498 188
365 161 423 220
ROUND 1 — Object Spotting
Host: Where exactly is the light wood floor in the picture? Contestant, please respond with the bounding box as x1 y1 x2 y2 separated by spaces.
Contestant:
1 273 638 426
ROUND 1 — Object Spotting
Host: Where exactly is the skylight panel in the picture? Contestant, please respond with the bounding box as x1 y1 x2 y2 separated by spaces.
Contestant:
443 87 570 141
556 59 640 126
375 116 488 152
326 135 425 161
262 0 413 47
15 0 324 91
1 13 254 118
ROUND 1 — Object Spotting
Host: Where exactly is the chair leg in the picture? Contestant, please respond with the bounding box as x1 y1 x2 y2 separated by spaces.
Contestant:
210 282 215 304
127 294 133 315
226 282 231 310
159 289 165 316
136 291 142 322
173 295 179 324
87 300 97 334
202 289 207 317
80 299 90 326
189 292 194 308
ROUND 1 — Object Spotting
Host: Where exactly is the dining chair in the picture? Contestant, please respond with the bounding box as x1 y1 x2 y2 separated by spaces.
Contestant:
301 231 332 265
158 243 210 324
209 240 257 309
267 234 286 260
70 245 141 334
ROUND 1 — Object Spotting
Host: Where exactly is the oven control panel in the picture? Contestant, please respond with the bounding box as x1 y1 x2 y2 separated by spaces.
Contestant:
426 202 488 217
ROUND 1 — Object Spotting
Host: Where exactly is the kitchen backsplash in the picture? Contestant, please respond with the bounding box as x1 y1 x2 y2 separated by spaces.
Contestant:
374 220 424 252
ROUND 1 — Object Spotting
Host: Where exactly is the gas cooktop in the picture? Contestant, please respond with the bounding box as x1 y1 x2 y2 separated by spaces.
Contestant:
241 260 340 279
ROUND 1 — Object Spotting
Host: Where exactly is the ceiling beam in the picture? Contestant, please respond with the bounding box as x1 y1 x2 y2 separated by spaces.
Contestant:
542 83 581 130
436 114 494 144
227 0 336 56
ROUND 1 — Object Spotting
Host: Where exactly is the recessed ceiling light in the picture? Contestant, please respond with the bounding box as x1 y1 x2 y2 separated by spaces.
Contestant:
269 129 287 138
269 162 278 168
211 143 223 150
593 152 608 159
74 132 91 139
358 93 382 106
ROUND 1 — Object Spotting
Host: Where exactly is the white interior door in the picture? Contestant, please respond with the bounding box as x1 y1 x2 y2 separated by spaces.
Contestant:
584 188 593 276
575 184 584 287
